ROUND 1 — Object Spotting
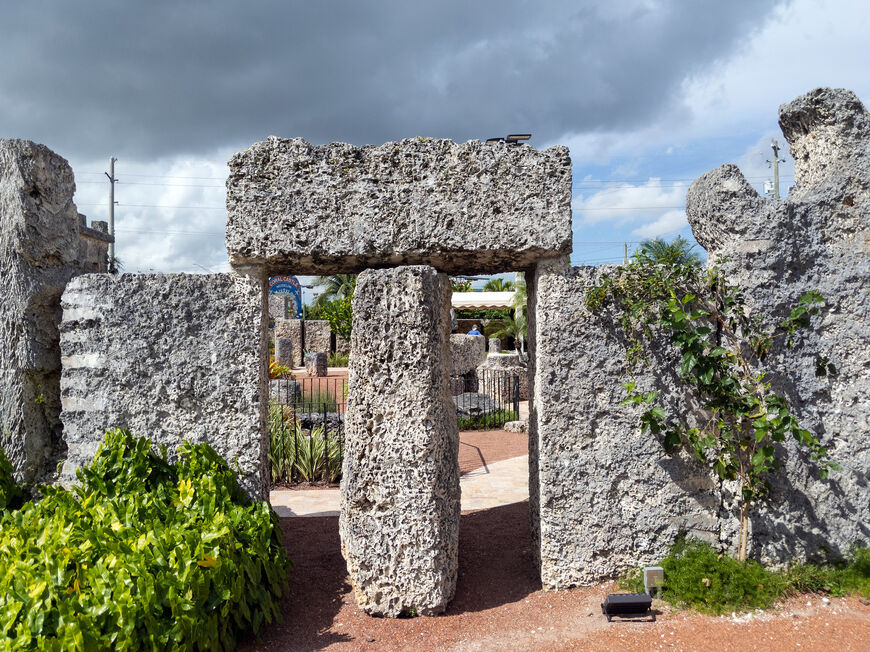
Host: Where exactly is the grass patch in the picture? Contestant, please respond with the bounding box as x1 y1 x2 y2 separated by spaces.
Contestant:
619 537 870 615
327 351 349 367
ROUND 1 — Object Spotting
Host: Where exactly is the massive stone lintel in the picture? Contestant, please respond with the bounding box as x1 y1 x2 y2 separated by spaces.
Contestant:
339 265 460 617
0 139 112 480
59 273 268 500
529 257 720 588
226 137 572 274
686 87 870 564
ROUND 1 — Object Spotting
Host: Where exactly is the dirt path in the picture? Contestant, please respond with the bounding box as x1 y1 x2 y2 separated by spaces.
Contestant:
240 501 870 651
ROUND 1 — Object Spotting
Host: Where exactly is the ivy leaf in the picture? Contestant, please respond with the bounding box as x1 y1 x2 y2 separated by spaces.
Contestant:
679 352 697 376
663 430 682 452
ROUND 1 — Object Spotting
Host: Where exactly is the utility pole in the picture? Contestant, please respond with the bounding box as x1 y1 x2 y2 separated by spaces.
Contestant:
769 139 782 200
623 242 628 264
105 157 117 273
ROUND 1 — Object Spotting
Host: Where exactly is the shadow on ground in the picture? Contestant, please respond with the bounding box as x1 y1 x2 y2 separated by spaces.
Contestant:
240 501 537 650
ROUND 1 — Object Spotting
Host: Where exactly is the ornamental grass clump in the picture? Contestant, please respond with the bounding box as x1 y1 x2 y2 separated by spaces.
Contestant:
0 429 291 650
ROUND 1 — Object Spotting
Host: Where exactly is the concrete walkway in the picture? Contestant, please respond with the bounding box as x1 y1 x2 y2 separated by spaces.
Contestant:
270 454 529 517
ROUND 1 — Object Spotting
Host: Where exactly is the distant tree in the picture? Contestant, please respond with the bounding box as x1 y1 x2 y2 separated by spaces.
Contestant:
490 312 527 351
482 277 514 292
511 273 527 311
313 274 356 308
450 277 473 292
510 273 528 353
635 236 702 267
318 296 353 341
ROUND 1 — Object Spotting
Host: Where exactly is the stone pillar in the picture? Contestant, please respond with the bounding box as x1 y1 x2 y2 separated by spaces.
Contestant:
340 265 459 617
476 352 529 401
335 334 351 357
274 337 296 368
274 318 303 367
488 337 502 354
1 140 84 480
304 351 327 377
303 319 331 354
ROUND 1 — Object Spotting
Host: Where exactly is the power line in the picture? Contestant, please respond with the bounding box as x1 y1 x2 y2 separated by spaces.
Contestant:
115 228 224 236
78 203 225 210
78 171 225 181
77 180 225 188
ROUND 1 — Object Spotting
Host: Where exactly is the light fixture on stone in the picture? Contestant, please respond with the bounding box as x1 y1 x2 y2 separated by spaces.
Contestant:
485 133 532 145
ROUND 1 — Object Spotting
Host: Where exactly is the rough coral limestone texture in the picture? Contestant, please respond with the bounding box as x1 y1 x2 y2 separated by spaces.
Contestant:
226 137 572 274
449 333 485 376
685 87 870 564
304 320 331 355
59 273 268 500
274 318 303 367
1 140 91 480
529 257 720 588
339 265 460 617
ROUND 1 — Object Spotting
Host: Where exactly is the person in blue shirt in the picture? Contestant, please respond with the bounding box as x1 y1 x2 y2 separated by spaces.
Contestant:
467 324 482 335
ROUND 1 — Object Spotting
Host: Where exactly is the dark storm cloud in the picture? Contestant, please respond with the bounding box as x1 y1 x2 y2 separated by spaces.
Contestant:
0 0 781 159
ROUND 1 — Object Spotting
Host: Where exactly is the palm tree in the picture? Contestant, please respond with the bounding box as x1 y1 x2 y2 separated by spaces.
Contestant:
490 312 527 346
511 273 527 312
482 277 514 292
490 272 528 355
313 274 356 308
634 236 702 267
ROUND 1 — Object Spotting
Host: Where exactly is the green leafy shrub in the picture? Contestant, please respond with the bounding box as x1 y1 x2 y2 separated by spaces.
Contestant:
619 538 870 615
0 447 24 512
0 429 291 650
783 545 870 598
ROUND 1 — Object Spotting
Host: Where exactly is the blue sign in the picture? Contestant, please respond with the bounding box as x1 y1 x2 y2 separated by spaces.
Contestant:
269 275 302 319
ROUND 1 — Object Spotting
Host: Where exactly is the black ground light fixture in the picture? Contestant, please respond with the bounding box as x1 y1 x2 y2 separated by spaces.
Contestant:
485 134 532 145
601 593 655 623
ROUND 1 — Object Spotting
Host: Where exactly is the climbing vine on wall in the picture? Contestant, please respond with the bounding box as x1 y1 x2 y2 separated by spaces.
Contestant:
585 251 840 561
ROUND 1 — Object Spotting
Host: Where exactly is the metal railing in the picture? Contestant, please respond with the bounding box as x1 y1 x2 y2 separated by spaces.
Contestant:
268 376 346 486
268 371 522 485
454 372 520 430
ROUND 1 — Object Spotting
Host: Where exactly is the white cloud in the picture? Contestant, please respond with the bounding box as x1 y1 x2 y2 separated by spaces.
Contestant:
553 0 870 165
682 0 870 138
573 178 688 226
68 150 234 274
631 209 687 238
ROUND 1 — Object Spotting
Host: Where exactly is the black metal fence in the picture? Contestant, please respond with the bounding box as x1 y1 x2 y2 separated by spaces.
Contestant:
268 376 346 486
453 372 521 430
268 371 522 485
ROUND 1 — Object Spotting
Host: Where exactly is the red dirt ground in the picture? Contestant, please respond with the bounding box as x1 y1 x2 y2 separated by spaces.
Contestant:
239 500 870 651
255 370 868 650
458 429 527 475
